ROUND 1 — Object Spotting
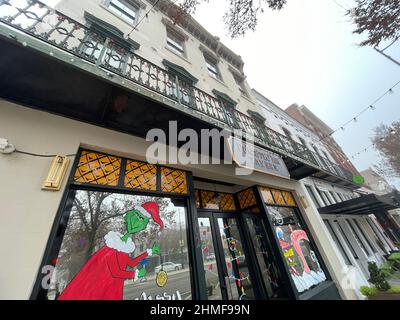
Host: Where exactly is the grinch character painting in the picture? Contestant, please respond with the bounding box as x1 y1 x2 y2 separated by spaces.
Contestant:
58 201 163 300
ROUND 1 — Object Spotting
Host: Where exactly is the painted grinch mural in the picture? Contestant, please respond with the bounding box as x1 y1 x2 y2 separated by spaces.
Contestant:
58 201 164 300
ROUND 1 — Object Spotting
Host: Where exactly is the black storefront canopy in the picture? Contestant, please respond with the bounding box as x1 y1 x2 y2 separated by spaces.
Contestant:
318 191 400 216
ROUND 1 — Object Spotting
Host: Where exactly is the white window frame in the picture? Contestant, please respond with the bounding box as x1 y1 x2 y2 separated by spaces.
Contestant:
232 73 248 97
105 0 141 25
166 27 186 57
204 54 222 80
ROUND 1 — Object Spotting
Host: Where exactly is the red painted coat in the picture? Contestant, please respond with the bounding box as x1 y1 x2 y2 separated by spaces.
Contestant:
58 246 148 300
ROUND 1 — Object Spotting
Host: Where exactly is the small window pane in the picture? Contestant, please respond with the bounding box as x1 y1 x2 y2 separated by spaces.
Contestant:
205 57 220 79
108 0 137 25
167 30 185 55
267 206 327 293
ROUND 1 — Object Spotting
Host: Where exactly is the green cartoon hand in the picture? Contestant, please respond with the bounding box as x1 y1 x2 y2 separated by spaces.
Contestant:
152 244 161 255
138 268 147 278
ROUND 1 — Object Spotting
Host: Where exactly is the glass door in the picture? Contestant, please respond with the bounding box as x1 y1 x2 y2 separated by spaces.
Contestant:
198 212 255 300
242 214 288 299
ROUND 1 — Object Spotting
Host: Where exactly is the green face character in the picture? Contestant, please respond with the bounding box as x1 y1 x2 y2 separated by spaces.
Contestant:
120 210 149 242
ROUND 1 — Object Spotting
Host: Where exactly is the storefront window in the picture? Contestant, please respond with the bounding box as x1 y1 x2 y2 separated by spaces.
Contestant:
46 190 191 300
266 206 327 293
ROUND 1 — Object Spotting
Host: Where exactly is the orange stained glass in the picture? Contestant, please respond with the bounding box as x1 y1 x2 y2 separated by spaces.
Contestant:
237 188 257 209
271 189 286 205
74 150 121 186
219 193 236 211
198 190 236 211
201 190 219 209
124 160 157 190
260 187 275 204
161 167 188 194
282 191 296 206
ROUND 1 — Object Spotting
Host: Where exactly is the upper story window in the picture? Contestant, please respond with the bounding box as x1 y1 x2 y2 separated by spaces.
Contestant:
166 28 186 56
106 0 139 25
281 126 292 138
204 55 221 80
298 136 307 146
232 73 248 97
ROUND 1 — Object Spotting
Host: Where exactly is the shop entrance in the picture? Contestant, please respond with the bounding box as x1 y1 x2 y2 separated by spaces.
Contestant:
198 211 287 300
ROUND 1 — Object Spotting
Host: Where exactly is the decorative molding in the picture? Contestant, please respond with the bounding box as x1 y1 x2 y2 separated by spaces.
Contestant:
199 44 219 62
212 89 237 107
84 12 140 51
151 0 244 71
228 65 245 80
162 59 198 84
161 17 190 41
247 110 266 123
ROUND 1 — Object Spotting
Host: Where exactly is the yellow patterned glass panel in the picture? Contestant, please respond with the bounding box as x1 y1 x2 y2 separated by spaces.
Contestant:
201 190 219 209
219 193 236 211
74 150 121 186
261 187 275 204
237 188 257 209
124 160 157 191
161 167 188 194
282 191 296 206
199 190 236 211
271 189 286 205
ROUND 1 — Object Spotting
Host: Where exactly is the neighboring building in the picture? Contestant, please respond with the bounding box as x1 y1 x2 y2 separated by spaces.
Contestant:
0 0 391 301
361 168 396 195
360 168 400 241
252 90 399 299
286 104 359 176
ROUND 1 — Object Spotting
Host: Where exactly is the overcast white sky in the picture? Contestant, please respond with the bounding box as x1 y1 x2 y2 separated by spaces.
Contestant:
192 0 400 188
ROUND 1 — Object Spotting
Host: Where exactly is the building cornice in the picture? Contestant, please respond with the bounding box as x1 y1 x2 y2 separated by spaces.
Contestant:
148 0 244 72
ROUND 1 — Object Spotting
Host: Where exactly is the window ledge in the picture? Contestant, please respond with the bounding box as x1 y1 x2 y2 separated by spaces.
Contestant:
164 46 191 65
240 94 255 105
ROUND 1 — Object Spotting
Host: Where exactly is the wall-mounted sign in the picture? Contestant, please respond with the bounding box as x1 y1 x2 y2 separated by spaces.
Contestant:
227 137 290 179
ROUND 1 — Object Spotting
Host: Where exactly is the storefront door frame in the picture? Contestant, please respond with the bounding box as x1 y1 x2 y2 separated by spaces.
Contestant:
197 210 268 300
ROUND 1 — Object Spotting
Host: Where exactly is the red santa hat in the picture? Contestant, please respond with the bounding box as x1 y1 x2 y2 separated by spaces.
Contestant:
137 201 164 231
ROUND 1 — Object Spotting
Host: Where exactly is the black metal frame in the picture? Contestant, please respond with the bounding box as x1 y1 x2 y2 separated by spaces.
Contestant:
196 210 267 300
253 186 339 300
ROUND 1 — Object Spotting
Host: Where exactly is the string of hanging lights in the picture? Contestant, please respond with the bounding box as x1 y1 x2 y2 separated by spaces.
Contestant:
316 80 400 145
341 124 397 164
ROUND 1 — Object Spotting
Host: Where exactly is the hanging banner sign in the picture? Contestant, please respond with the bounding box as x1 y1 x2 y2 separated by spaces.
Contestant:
227 136 290 179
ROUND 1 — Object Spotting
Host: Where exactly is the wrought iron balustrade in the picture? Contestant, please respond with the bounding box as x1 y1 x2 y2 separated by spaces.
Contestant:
0 0 355 183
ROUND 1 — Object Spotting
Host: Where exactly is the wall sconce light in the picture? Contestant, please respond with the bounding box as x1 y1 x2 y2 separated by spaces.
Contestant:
42 156 70 191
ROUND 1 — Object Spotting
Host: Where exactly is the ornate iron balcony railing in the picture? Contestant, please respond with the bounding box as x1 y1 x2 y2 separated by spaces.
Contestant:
0 0 354 183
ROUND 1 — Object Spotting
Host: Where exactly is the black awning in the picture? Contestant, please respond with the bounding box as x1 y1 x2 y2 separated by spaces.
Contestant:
318 191 400 216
